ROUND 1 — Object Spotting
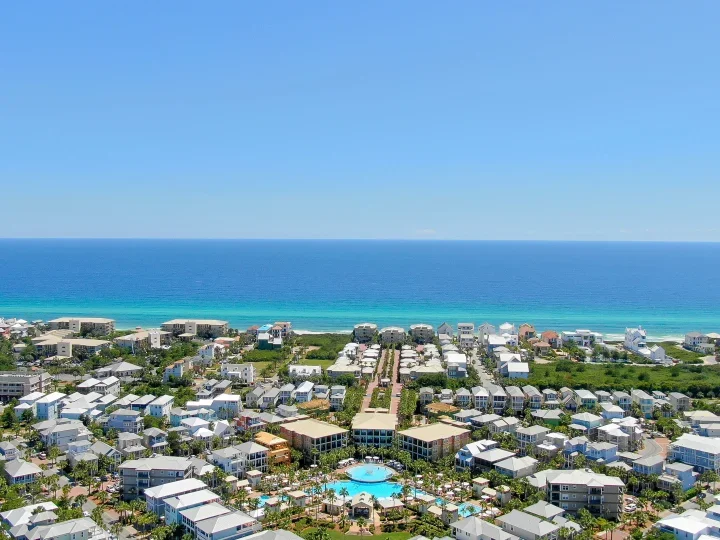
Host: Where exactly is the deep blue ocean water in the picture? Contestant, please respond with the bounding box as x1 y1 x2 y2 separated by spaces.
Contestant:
1 239 718 338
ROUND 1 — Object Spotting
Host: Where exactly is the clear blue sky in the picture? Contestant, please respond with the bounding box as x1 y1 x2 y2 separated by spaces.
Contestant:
2 2 719 240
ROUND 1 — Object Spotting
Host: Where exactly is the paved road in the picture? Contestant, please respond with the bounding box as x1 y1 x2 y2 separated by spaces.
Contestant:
640 436 669 458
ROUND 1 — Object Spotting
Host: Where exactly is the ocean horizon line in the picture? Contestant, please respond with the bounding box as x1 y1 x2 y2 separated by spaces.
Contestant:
2 237 720 244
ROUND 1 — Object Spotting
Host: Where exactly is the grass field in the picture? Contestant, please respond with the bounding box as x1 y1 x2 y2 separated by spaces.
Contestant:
527 360 720 397
300 528 411 540
656 341 705 363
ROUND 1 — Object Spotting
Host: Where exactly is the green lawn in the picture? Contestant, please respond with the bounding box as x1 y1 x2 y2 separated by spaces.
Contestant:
300 528 411 540
655 342 705 364
527 360 720 397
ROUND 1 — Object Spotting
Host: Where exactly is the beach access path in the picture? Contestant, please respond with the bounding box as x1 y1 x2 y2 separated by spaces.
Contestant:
362 348 388 410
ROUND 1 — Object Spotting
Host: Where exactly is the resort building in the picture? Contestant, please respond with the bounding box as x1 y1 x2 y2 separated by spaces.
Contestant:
33 335 111 357
48 317 115 335
279 419 348 459
398 423 470 461
351 412 397 447
254 432 291 466
115 329 171 351
161 319 229 338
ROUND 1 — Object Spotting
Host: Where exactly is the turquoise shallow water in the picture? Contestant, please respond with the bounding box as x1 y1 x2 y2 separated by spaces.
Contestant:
1 239 719 337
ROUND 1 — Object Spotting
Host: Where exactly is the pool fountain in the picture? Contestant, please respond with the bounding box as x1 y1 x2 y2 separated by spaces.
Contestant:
346 463 395 482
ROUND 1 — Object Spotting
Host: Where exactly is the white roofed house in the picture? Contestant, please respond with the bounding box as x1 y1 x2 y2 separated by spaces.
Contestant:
4 459 42 486
220 363 255 385
684 332 714 353
438 322 454 337
523 385 543 410
624 326 667 363
147 395 174 419
144 477 208 516
505 386 525 413
288 365 321 380
77 376 120 396
193 510 261 540
451 515 516 540
35 418 91 451
95 360 144 379
669 433 720 473
35 392 66 421
106 408 144 434
291 381 314 403
210 442 269 478
497 509 560 540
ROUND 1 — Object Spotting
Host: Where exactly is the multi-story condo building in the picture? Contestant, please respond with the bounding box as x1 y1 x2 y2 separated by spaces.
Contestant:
120 456 194 500
379 326 406 344
545 469 625 519
48 317 115 335
472 387 489 410
115 329 171 351
219 363 255 385
353 322 378 343
33 334 111 357
161 319 228 338
409 324 435 343
279 419 348 460
254 432 291 466
398 423 470 461
669 433 720 472
351 412 397 448
0 371 52 400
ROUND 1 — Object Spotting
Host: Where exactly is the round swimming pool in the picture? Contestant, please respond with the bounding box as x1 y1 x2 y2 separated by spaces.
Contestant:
346 463 395 483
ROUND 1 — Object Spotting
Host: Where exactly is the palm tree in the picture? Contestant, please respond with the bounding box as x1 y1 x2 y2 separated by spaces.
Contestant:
357 516 368 536
326 489 337 522
91 506 104 526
